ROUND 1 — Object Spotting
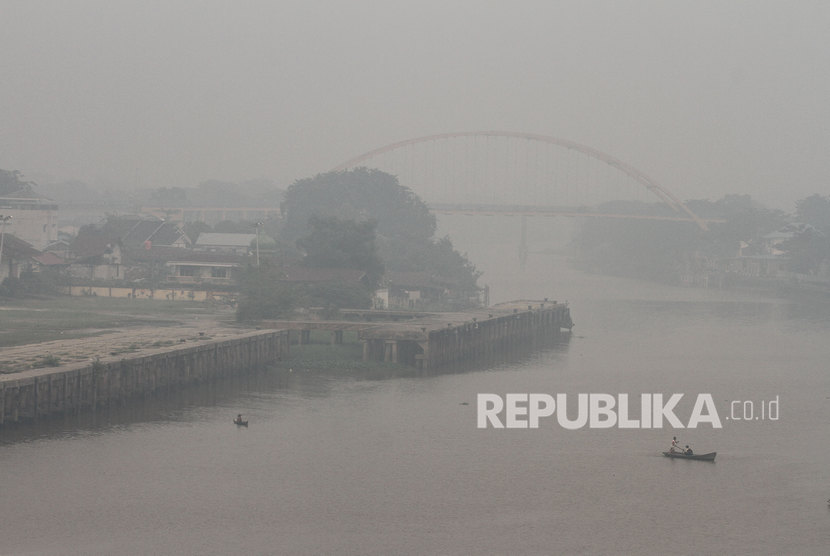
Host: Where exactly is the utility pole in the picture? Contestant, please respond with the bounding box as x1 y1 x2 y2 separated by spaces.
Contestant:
0 215 12 273
254 221 262 267
519 215 528 269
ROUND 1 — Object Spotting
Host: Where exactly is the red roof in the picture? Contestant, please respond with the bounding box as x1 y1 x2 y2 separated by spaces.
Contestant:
0 234 40 258
33 252 66 266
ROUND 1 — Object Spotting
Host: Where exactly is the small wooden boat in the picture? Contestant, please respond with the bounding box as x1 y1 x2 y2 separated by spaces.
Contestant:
234 419 248 427
662 451 716 461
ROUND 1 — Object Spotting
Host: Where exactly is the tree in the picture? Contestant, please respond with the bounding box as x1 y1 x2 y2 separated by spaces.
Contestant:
781 194 830 273
780 227 829 274
573 194 794 283
281 168 435 242
149 187 188 205
0 169 35 196
795 194 830 234
379 234 481 292
296 282 372 312
296 215 384 289
281 168 481 304
236 263 296 321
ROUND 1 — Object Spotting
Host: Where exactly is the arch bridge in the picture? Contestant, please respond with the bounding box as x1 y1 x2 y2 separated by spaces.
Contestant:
333 131 712 231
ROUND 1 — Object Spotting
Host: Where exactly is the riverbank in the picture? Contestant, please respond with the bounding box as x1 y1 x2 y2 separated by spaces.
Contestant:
0 329 290 425
1 296 572 424
0 296 239 349
0 297 251 374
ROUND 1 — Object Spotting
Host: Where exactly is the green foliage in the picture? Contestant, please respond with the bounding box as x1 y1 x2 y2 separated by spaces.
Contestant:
379 234 481 292
0 269 64 298
780 227 830 274
281 168 481 304
140 179 284 208
0 169 36 196
296 281 372 311
195 179 283 207
281 167 435 242
685 195 788 259
35 354 61 368
778 194 830 273
149 187 188 205
236 251 376 319
254 233 278 250
236 263 297 321
574 194 830 283
574 217 702 281
296 215 384 288
795 194 830 234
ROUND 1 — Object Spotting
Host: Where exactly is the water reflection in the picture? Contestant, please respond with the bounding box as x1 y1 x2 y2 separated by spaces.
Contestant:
2 277 830 554
0 332 572 446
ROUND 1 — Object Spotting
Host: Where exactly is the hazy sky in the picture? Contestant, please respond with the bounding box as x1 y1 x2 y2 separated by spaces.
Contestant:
1 1 828 211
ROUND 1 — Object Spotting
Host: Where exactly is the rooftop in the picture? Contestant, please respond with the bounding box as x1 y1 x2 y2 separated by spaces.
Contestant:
195 233 256 248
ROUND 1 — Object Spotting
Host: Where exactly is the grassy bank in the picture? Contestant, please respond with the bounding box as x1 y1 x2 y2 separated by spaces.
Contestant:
0 296 234 348
0 297 415 378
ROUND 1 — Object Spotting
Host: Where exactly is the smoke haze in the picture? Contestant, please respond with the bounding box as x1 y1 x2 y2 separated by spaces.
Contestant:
1 1 828 210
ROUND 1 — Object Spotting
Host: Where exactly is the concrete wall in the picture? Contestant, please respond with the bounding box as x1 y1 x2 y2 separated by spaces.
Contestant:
360 304 573 370
62 285 237 303
422 305 572 369
0 330 289 426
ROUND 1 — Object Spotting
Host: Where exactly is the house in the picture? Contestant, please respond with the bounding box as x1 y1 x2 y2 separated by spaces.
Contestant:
114 216 191 250
0 192 59 250
67 229 124 281
45 238 73 260
194 233 256 254
162 250 245 284
760 223 817 256
0 234 41 281
66 216 192 282
32 251 67 271
717 255 786 278
380 271 451 309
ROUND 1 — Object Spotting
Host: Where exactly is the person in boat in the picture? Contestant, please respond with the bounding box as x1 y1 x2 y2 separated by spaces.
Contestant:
684 445 693 455
670 436 680 453
236 413 243 424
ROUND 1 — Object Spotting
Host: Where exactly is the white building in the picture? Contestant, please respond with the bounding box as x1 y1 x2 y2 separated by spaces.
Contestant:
0 195 59 250
194 233 256 254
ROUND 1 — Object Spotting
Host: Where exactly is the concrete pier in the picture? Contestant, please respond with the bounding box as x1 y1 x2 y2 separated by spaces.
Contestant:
359 300 572 370
260 300 571 371
0 330 289 426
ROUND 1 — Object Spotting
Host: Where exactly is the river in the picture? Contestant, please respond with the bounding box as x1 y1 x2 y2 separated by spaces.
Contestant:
1 216 829 555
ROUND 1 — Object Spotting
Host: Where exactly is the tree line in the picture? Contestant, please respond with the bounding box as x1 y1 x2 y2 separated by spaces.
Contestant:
573 193 830 284
237 168 481 319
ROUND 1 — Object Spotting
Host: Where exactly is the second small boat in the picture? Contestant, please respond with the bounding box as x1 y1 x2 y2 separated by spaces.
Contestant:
662 451 716 462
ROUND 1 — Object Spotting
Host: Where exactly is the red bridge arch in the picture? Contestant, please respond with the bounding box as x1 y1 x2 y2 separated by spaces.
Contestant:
333 131 707 231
